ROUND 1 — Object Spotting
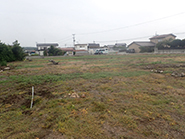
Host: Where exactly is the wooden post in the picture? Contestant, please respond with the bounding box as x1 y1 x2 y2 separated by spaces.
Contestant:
30 86 34 109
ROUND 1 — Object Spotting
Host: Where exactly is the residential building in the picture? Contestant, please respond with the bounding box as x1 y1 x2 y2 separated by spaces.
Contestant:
149 34 176 44
105 43 126 52
127 33 176 53
59 47 75 55
88 43 100 54
74 44 88 51
74 43 100 54
36 43 58 56
128 41 155 53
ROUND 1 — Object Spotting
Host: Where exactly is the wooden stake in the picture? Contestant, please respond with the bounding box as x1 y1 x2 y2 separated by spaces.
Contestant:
30 86 34 109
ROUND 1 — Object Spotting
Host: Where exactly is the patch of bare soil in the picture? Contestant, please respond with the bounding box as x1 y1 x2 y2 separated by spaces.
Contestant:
143 64 185 77
43 131 66 139
1 94 24 105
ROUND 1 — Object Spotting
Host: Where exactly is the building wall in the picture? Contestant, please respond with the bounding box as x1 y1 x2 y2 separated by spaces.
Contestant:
89 48 99 54
128 43 140 53
75 44 88 50
39 51 44 56
150 35 176 44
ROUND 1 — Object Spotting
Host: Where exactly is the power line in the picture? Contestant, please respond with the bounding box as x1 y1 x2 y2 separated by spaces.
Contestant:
77 12 185 35
96 32 185 44
96 35 152 43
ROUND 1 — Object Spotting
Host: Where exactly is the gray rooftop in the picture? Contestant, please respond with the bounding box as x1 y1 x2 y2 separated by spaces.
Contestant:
150 34 176 39
129 41 155 47
88 43 100 48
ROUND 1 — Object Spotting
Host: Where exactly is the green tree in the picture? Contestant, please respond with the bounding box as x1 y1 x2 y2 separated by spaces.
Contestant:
156 39 171 49
11 40 25 61
0 42 15 62
181 39 185 47
48 45 64 56
170 39 182 48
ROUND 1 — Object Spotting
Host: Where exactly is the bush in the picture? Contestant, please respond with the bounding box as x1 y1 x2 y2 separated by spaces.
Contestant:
48 45 65 56
31 54 39 56
0 40 25 62
139 46 154 53
0 43 15 62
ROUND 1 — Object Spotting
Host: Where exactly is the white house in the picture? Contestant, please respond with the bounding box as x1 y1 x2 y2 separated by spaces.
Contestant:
74 43 100 54
36 43 59 56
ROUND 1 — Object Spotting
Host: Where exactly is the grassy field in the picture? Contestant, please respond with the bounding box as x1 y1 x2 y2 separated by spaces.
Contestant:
0 54 185 139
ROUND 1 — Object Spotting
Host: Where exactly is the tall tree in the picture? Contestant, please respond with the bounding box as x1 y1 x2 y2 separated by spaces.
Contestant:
0 42 15 62
11 40 25 61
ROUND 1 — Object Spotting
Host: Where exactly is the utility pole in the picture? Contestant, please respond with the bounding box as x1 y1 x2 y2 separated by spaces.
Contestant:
72 34 75 47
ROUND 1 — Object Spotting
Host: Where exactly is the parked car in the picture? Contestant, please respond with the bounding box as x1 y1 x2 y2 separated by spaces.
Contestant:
126 49 135 53
94 49 108 55
94 51 103 55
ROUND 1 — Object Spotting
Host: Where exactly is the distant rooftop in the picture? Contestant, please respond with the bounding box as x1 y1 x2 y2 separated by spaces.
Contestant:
128 41 155 47
88 43 100 48
60 47 75 51
150 34 176 40
115 43 126 46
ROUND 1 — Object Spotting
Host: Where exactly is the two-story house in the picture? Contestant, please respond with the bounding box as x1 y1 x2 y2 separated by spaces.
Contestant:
36 43 58 56
128 34 176 53
149 34 176 44
74 43 100 54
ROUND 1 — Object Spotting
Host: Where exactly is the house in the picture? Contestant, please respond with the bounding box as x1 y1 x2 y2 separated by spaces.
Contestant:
114 43 127 51
127 33 176 53
74 44 88 51
74 43 100 54
105 43 126 52
60 47 75 55
36 43 58 56
128 41 155 53
88 43 100 54
149 34 176 44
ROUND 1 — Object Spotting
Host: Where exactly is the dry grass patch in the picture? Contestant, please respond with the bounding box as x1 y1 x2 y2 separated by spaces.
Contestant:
0 54 185 138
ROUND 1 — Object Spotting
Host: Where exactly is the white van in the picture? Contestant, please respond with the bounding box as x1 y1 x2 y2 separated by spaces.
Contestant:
94 48 108 54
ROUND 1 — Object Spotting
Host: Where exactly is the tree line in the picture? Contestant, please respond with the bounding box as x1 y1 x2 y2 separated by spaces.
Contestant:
0 40 25 66
139 38 185 52
156 38 185 49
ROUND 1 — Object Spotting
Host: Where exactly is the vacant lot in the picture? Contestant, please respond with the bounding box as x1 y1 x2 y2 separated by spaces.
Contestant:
0 54 185 139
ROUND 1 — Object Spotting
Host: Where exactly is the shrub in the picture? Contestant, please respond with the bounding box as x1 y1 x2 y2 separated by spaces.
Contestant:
139 46 154 53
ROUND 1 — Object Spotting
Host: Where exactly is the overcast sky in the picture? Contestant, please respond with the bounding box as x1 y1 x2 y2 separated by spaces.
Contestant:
1 0 185 47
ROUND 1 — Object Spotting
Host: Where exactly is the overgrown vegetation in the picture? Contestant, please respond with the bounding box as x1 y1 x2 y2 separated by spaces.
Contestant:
44 45 65 56
156 38 185 49
0 40 25 64
139 46 154 53
0 54 185 138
